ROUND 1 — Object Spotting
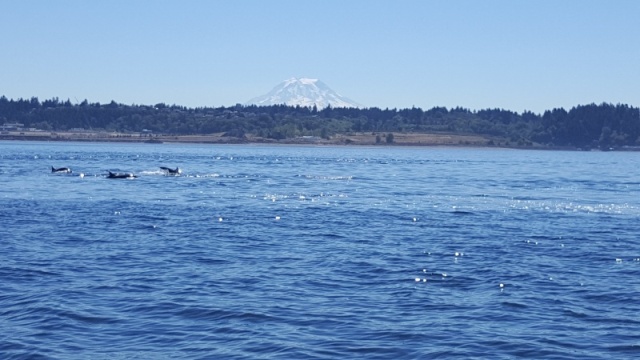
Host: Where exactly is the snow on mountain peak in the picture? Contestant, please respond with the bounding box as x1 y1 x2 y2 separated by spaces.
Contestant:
247 78 361 109
283 77 318 86
298 78 318 85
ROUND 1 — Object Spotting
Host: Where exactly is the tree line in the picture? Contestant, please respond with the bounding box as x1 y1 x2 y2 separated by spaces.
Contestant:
1 95 639 149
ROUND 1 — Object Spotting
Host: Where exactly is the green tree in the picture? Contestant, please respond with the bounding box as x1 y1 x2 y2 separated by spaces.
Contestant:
386 133 394 143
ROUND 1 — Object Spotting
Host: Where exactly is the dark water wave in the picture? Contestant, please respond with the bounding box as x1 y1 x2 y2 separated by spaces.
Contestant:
1 141 640 359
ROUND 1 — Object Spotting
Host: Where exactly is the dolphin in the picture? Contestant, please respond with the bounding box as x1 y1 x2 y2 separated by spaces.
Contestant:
51 166 72 173
107 171 137 179
160 166 181 175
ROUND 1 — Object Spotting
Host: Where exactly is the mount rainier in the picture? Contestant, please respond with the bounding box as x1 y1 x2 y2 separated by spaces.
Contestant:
246 78 361 109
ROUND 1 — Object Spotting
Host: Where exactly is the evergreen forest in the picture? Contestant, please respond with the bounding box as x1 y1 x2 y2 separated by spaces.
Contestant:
1 95 639 149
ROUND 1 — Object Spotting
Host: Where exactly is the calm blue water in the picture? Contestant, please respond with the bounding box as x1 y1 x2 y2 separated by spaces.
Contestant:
1 141 640 359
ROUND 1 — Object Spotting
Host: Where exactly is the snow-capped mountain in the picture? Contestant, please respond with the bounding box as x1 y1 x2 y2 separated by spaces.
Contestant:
247 78 361 109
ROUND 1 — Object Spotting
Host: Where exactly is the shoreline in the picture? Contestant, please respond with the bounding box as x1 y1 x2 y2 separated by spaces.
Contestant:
0 129 498 146
0 130 621 151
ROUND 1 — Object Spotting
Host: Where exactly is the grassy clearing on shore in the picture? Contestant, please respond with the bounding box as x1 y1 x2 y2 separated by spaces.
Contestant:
1 130 518 148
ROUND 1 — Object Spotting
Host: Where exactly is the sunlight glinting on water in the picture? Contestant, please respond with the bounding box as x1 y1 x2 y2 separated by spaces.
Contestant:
1 141 639 359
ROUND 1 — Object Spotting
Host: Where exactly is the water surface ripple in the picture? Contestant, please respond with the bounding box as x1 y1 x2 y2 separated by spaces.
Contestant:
1 141 639 359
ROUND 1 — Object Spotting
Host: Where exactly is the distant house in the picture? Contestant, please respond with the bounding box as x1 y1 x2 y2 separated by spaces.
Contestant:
1 123 24 131
70 127 86 132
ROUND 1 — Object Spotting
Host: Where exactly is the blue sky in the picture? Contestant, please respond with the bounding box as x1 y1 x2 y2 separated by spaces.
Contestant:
1 0 638 113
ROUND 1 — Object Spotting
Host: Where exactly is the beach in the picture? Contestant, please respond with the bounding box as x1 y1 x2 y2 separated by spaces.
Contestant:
0 129 501 147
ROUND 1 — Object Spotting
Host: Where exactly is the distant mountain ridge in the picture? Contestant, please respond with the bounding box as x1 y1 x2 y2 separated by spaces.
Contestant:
246 78 361 109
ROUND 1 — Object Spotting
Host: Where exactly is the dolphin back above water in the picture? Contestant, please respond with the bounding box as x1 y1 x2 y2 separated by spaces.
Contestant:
160 166 181 175
51 166 72 173
107 171 137 179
